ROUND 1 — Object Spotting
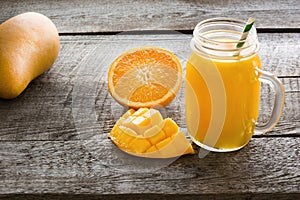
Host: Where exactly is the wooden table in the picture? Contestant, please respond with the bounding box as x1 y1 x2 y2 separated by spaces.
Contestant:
0 0 299 199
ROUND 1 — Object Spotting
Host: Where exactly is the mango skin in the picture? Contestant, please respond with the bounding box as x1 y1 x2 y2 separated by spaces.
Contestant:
0 12 60 99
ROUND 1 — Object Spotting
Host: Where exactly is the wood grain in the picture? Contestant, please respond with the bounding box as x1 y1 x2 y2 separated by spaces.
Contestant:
0 0 299 33
0 34 299 140
0 138 299 197
1 194 300 200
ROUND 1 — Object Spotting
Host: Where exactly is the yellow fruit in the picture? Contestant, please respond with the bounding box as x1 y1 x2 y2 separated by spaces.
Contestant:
110 108 194 158
0 12 60 99
108 46 182 109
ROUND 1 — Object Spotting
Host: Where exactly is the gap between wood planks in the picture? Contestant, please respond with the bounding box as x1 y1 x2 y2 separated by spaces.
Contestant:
58 28 300 36
0 133 299 142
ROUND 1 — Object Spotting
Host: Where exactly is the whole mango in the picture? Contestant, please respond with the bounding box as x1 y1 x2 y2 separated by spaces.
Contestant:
0 12 60 99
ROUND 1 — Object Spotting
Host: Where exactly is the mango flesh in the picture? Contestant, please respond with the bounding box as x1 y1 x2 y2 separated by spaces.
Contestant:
110 108 195 158
0 12 60 99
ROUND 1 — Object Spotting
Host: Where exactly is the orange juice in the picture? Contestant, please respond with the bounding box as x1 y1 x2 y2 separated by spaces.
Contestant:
186 17 285 152
186 52 262 151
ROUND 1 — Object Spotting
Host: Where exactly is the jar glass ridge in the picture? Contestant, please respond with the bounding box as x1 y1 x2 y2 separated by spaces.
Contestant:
191 18 260 60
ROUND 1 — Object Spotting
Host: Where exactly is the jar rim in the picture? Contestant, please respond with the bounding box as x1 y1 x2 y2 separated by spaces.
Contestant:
192 17 259 59
194 17 257 47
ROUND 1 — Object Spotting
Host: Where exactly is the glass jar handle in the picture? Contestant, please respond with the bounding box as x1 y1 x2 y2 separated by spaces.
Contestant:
255 67 285 135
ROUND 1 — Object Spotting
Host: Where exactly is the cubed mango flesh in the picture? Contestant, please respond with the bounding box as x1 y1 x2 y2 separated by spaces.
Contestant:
109 108 194 158
163 118 179 137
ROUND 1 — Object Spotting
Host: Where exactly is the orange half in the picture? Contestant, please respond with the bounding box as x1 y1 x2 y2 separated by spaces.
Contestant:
108 46 182 109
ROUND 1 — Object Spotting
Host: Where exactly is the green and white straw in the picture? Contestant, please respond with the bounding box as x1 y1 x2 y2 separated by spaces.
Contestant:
236 17 255 48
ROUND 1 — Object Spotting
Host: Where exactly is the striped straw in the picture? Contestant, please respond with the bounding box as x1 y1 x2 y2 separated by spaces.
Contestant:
236 17 255 48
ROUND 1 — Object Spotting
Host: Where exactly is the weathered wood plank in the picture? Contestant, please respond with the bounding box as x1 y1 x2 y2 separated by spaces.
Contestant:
0 34 299 140
0 138 299 196
1 194 300 200
56 33 300 76
0 0 299 33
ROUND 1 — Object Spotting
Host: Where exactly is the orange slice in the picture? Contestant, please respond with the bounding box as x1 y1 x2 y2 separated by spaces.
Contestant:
110 108 194 158
108 46 182 109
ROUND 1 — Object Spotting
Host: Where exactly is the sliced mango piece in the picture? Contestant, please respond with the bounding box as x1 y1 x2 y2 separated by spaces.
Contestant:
120 126 138 137
132 107 149 116
156 137 172 149
116 127 135 147
171 131 195 155
126 108 163 132
122 109 136 118
109 108 194 158
147 130 166 145
110 125 122 140
163 118 179 137
156 137 179 158
143 125 162 138
116 109 135 126
146 145 158 153
128 137 152 153
132 116 151 127
110 126 132 151
149 109 163 126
